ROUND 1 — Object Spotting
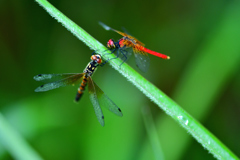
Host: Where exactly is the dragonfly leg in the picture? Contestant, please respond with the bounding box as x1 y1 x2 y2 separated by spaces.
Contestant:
100 48 119 66
100 54 119 67
102 48 116 56
108 49 126 68
91 49 110 56
119 49 128 67
100 48 128 67
100 61 107 67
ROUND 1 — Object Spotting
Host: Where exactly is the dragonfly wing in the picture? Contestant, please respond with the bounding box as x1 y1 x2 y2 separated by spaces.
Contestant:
93 81 123 117
133 50 150 73
133 38 145 46
117 47 132 62
34 73 84 92
33 73 78 81
88 77 105 126
99 21 145 46
120 27 145 46
99 21 130 38
125 35 145 46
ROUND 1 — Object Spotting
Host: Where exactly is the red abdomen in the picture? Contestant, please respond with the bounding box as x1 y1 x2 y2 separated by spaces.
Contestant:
143 47 170 59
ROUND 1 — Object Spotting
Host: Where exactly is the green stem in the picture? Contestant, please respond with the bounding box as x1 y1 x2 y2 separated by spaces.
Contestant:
34 0 239 159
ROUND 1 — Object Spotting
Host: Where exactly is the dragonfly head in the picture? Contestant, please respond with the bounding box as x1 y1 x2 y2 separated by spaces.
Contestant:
107 39 116 49
91 54 102 64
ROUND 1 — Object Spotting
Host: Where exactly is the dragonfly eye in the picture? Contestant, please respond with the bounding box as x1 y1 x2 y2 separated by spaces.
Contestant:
96 55 102 64
96 58 102 64
107 39 115 49
91 54 102 64
91 55 97 61
96 55 100 59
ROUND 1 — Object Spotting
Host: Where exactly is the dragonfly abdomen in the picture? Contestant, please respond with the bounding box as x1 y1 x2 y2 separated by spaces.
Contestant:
75 75 88 102
143 47 170 59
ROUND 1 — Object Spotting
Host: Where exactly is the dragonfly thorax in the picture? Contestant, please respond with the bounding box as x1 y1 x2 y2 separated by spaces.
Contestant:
84 54 102 76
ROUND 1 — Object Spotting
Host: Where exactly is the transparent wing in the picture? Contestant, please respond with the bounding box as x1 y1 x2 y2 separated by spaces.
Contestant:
99 21 145 46
133 50 150 73
88 77 105 126
34 73 84 92
93 81 123 117
99 21 114 31
121 27 145 46
124 35 145 46
33 73 78 81
117 47 132 62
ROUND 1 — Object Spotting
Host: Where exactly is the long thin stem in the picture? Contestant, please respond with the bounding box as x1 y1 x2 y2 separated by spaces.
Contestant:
32 0 239 159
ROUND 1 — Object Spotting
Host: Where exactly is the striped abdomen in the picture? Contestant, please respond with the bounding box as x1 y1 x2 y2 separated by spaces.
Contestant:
75 74 88 102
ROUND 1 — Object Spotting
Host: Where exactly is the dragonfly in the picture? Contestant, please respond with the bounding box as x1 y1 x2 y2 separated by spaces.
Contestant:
34 53 123 126
99 22 170 72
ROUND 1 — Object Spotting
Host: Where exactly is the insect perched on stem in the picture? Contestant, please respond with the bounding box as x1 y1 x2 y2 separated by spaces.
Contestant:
99 22 170 72
34 53 122 126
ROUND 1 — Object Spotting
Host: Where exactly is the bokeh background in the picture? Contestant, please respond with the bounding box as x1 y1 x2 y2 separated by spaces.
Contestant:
0 0 240 159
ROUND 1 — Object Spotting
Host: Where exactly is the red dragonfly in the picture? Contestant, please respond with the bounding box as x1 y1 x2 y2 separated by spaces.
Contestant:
99 22 170 72
34 54 122 126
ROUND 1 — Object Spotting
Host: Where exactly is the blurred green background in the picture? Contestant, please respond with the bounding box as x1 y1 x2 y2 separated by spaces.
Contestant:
0 0 240 159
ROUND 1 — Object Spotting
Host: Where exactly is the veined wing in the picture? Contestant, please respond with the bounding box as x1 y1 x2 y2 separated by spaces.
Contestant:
124 34 145 46
34 73 84 92
88 77 105 126
133 48 150 73
99 21 130 39
99 21 145 46
34 73 79 81
116 47 132 63
121 26 145 46
93 80 123 117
